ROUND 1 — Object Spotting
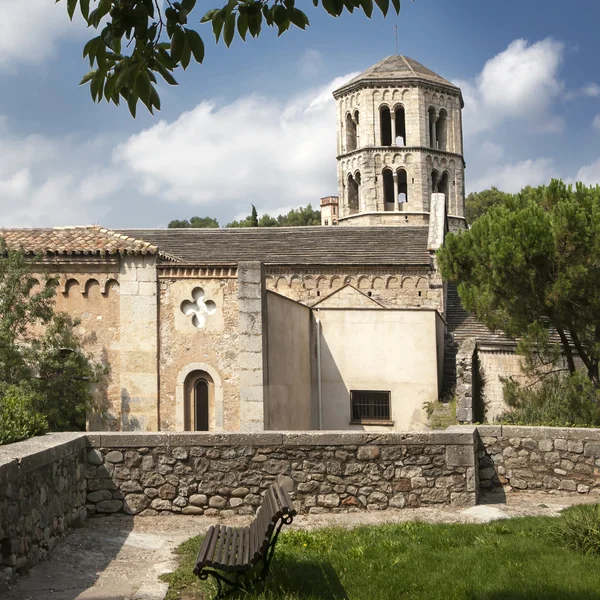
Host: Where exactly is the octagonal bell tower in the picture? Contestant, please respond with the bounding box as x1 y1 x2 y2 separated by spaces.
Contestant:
333 56 466 229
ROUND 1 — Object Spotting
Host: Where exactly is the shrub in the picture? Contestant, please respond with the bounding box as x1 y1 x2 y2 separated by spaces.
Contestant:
553 504 600 556
499 372 600 427
0 384 47 445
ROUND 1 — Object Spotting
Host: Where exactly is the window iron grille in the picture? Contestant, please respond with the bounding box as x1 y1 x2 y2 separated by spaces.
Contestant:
350 390 391 422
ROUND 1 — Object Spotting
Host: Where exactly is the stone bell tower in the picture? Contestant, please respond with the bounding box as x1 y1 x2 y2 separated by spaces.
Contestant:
332 56 467 230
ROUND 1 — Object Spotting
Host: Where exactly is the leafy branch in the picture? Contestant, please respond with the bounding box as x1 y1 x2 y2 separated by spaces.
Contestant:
58 0 404 117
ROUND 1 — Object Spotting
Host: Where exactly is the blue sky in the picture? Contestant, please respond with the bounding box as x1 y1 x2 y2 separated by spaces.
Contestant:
1 0 599 228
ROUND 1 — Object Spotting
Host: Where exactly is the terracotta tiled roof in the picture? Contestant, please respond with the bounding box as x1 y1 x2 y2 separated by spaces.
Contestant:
116 226 432 266
0 226 176 259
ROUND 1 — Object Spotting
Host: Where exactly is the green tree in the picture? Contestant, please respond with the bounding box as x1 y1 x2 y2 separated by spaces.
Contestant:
438 180 600 388
250 204 259 227
168 216 219 228
0 241 104 443
278 203 321 226
227 203 321 227
58 0 402 116
465 186 513 223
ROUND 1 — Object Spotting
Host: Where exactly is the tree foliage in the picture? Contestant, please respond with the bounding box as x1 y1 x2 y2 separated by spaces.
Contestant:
465 186 513 223
499 372 600 428
226 203 321 227
58 0 403 117
168 216 219 228
0 241 104 443
438 180 600 388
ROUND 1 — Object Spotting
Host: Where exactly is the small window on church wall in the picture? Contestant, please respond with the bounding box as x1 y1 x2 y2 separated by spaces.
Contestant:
395 106 406 146
324 219 329 226
184 371 213 431
350 390 391 424
380 106 392 146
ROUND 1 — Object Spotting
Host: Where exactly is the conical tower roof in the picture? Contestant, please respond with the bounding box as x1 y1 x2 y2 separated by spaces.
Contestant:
333 55 461 99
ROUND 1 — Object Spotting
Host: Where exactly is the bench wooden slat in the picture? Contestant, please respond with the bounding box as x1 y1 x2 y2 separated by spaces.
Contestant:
220 526 234 566
214 525 226 566
281 485 294 510
239 527 249 567
206 526 220 562
230 529 239 567
196 526 216 567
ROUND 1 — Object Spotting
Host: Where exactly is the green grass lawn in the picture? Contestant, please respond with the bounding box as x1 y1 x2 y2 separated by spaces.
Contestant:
161 515 600 600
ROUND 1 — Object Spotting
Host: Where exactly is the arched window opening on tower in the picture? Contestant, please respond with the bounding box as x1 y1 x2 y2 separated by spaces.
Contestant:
431 169 440 194
437 110 448 152
394 106 406 146
380 106 392 146
439 171 450 204
348 173 360 214
428 107 437 149
382 169 394 209
345 113 358 152
397 169 408 206
184 371 213 431
354 110 360 148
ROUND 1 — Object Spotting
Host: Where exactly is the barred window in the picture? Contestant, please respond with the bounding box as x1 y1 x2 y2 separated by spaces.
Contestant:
350 390 391 423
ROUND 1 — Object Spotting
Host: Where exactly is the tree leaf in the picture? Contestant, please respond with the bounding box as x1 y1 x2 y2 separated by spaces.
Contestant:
171 27 186 62
80 0 90 20
185 28 205 63
223 13 236 47
67 0 77 20
374 0 390 16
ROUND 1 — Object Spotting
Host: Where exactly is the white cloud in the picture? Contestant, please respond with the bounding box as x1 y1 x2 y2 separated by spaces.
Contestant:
115 73 358 214
593 115 600 131
575 159 600 186
0 120 120 226
298 49 324 77
468 158 556 194
0 0 87 69
583 83 600 97
456 38 565 136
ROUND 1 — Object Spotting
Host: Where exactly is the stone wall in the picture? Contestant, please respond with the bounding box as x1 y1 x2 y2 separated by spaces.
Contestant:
157 267 239 431
0 433 87 586
266 267 441 312
455 338 476 424
84 430 478 517
478 425 600 495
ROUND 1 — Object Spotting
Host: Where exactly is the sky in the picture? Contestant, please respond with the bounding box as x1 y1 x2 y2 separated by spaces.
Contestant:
1 0 599 228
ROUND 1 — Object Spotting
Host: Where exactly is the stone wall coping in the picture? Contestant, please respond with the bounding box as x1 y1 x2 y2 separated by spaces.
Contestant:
84 430 477 447
0 432 87 473
475 425 600 441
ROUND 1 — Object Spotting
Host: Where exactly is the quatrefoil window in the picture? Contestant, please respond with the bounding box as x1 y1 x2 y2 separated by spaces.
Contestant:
180 287 217 329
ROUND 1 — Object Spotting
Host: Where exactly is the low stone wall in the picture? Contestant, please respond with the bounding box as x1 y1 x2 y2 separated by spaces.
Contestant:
478 425 600 495
84 430 478 517
0 433 88 586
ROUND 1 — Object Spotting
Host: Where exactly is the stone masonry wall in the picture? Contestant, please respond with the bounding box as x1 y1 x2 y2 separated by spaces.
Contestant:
0 433 88 587
84 430 478 517
478 425 600 495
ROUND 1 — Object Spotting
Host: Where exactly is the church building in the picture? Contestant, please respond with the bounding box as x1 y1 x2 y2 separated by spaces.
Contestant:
2 56 504 433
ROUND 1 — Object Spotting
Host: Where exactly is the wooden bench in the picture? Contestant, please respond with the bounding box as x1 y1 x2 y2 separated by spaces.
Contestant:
193 481 297 598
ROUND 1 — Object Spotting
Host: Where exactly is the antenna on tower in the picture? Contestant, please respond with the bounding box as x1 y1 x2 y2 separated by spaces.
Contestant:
394 24 398 55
